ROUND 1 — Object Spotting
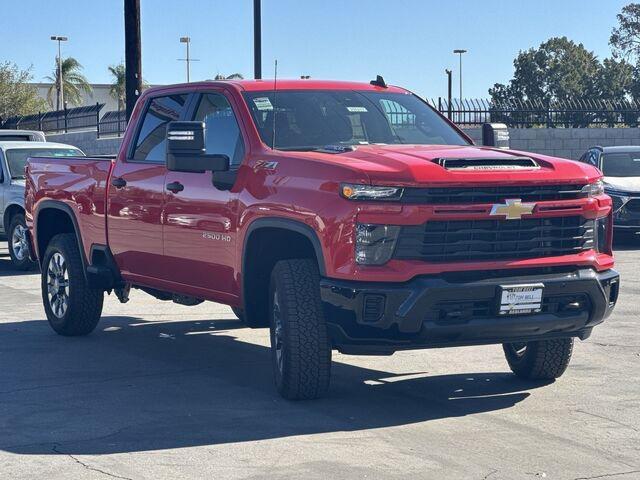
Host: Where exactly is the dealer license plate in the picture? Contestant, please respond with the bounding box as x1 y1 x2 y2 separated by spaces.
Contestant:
498 284 544 315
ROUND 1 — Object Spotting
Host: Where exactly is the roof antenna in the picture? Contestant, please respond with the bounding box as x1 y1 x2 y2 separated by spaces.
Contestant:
370 75 387 88
271 59 278 150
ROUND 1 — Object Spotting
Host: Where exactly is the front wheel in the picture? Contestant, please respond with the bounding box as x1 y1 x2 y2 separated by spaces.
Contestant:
8 214 36 271
269 259 331 400
503 338 574 380
42 233 104 336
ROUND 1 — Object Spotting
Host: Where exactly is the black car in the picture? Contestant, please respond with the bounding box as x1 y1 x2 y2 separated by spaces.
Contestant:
579 146 640 233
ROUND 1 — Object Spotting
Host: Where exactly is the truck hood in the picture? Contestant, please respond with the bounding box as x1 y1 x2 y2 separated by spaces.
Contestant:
603 176 640 193
301 144 600 186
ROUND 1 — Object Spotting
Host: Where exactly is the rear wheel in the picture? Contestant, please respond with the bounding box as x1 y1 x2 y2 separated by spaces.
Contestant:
503 338 574 380
8 214 36 271
42 233 103 336
269 259 331 400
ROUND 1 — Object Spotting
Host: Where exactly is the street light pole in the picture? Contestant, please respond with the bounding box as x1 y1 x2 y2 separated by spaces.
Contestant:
50 36 68 111
180 37 191 82
453 49 467 100
254 0 262 79
124 0 142 121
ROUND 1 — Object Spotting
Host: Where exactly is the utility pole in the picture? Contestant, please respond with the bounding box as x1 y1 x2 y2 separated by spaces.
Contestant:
254 0 262 79
124 0 142 120
445 69 453 120
453 49 467 100
50 36 68 111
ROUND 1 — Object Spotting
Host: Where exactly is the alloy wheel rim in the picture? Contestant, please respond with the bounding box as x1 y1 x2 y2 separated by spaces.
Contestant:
273 290 284 374
11 224 29 261
47 252 69 318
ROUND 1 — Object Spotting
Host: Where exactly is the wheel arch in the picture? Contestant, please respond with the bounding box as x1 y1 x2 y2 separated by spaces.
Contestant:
3 203 25 234
241 217 326 326
34 201 87 270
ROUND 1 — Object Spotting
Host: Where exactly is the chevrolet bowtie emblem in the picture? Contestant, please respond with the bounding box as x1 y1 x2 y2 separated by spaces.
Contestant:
490 199 536 220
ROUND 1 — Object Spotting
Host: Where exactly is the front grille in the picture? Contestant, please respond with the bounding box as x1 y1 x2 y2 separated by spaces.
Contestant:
394 216 594 262
624 198 640 213
400 184 586 204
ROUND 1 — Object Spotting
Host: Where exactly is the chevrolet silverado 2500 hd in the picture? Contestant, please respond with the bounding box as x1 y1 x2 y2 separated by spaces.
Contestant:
25 79 619 400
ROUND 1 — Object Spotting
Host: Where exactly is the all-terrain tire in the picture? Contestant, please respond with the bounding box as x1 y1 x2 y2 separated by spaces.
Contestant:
8 214 37 271
269 259 331 400
41 233 103 336
503 338 574 380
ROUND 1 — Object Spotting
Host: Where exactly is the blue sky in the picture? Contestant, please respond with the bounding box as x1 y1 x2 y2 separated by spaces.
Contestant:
1 0 630 99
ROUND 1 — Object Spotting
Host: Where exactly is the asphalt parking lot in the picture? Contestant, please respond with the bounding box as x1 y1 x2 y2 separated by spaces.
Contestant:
0 238 638 480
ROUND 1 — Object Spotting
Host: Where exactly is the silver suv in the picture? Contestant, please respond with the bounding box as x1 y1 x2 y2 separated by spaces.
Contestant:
1 142 84 269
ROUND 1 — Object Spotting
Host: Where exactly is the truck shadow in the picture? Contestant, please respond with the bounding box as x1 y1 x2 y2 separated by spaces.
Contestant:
0 252 39 277
0 315 548 456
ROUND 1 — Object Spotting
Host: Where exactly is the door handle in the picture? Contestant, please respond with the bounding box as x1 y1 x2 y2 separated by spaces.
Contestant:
166 181 184 194
111 177 127 188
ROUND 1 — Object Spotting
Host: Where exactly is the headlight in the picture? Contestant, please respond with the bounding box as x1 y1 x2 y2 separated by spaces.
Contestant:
355 224 400 265
341 184 404 201
581 180 604 197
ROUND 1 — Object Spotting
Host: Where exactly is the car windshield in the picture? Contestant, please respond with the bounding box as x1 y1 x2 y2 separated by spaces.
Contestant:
243 90 469 151
602 152 640 177
5 147 83 179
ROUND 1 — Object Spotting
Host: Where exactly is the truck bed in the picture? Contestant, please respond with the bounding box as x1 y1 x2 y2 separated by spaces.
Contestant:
25 156 114 261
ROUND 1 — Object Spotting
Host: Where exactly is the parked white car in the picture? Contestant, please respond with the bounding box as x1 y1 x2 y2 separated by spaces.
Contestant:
0 142 84 269
0 130 47 142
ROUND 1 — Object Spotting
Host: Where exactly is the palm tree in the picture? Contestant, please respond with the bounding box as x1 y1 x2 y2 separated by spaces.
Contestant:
107 63 148 111
45 57 92 110
108 63 126 111
214 73 244 80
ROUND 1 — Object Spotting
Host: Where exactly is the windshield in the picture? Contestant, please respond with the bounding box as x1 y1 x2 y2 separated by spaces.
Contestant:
602 152 640 177
243 90 469 151
5 148 83 179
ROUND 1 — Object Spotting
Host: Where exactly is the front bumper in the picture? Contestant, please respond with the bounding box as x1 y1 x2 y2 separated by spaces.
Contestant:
320 268 619 354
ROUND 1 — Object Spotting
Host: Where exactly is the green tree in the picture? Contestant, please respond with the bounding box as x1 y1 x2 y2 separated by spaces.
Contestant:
489 37 600 104
45 57 92 109
0 62 48 121
108 63 126 111
596 58 634 101
107 63 149 111
610 3 640 62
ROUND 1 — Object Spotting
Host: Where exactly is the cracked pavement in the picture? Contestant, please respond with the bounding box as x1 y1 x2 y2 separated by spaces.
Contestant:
0 239 638 480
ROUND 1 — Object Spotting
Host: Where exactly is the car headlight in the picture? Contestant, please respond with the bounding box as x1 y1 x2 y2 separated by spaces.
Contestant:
355 224 400 265
581 180 604 197
341 184 404 201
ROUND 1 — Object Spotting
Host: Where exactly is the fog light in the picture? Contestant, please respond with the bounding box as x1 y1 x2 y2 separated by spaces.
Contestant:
355 224 400 265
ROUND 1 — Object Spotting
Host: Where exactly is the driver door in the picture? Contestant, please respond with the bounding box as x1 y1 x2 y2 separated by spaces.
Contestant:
162 91 247 301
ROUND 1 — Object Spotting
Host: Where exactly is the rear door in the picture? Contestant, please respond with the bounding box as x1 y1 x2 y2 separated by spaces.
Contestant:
162 90 247 300
107 93 190 281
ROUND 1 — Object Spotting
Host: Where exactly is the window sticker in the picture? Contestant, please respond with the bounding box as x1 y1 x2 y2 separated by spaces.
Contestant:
253 97 273 111
347 106 368 113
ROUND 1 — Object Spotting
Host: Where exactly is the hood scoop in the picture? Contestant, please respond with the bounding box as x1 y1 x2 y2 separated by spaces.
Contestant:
435 156 539 171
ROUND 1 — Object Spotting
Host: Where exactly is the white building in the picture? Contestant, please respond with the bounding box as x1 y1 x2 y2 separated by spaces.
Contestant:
31 83 122 113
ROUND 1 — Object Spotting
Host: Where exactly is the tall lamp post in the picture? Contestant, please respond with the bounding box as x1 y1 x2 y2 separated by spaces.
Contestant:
179 36 195 82
50 35 68 111
453 49 467 100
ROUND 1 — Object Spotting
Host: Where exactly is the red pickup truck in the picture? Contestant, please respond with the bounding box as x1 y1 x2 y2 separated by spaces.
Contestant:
25 79 619 399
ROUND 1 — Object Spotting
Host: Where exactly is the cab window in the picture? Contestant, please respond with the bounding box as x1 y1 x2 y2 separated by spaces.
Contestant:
193 93 245 167
133 94 188 162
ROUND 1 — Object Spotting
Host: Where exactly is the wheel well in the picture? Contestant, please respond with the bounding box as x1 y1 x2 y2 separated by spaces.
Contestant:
36 208 76 262
243 227 319 325
3 204 25 233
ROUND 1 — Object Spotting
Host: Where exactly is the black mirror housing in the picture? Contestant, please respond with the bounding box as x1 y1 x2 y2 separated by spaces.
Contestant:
166 121 230 173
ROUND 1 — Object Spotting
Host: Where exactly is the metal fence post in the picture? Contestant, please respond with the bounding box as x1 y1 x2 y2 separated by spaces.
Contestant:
96 102 101 139
64 105 68 133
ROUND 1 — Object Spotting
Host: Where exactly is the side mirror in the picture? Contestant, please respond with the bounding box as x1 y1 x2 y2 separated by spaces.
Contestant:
166 121 230 173
482 123 510 149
